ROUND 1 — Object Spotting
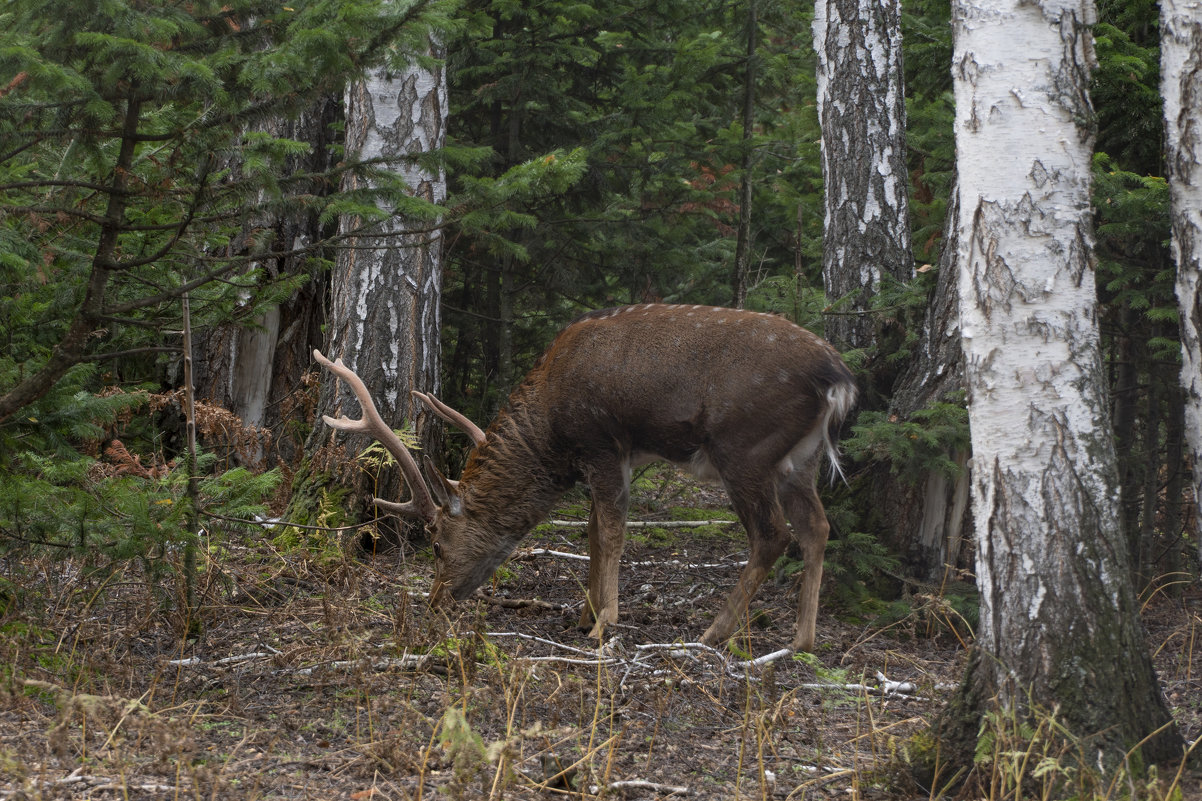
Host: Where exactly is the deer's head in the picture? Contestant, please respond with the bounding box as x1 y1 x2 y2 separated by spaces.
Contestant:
313 350 514 607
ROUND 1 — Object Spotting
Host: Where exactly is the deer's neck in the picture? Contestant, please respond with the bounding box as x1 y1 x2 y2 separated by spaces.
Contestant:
458 388 576 538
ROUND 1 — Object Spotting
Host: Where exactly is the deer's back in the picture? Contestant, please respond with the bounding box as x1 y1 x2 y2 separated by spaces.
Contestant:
526 304 852 466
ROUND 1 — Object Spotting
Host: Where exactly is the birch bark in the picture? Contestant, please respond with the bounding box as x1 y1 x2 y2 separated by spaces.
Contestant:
941 0 1179 768
300 41 448 530
1160 0 1202 562
812 0 912 350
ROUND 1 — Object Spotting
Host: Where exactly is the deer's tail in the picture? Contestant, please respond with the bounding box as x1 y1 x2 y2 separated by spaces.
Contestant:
821 377 858 484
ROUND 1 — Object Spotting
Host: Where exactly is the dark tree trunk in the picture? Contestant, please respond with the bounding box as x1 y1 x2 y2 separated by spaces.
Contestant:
874 185 971 579
193 96 339 469
1136 377 1162 583
1111 304 1143 551
1162 385 1189 582
731 0 757 309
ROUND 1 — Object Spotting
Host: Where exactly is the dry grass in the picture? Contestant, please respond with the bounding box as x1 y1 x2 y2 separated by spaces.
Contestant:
0 508 1198 800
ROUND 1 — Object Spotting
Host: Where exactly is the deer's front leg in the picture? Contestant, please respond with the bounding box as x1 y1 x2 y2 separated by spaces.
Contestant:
577 459 630 638
577 503 603 631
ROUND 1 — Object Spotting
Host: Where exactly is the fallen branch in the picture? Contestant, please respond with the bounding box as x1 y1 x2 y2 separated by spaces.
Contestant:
0 768 181 800
516 547 747 570
873 670 918 696
278 654 435 677
481 635 925 699
489 631 601 658
522 656 623 667
599 778 690 795
169 646 281 668
477 595 567 612
796 671 921 698
517 547 589 562
734 647 794 671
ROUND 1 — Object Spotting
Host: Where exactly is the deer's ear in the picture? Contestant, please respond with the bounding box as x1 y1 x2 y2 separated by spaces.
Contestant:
423 456 463 516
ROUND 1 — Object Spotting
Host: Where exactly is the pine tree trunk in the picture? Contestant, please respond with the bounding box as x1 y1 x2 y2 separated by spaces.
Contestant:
812 0 912 351
1161 0 1202 563
1111 305 1143 551
293 44 448 537
937 0 1179 771
1163 386 1188 580
876 185 971 579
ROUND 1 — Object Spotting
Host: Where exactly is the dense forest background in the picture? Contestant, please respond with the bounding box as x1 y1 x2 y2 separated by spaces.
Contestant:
1 0 1190 589
1 0 1200 796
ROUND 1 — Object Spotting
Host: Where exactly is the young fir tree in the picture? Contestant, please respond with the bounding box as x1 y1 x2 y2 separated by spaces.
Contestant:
0 0 449 559
1091 0 1186 578
441 0 822 418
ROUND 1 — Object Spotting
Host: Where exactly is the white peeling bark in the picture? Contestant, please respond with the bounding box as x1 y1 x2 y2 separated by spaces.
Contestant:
950 0 1178 764
317 38 448 510
812 0 912 350
1160 0 1202 561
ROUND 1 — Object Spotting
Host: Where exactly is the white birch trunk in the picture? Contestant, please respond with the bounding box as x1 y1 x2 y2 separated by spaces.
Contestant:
312 39 448 518
1160 0 1202 561
329 54 446 404
812 0 912 350
949 0 1178 764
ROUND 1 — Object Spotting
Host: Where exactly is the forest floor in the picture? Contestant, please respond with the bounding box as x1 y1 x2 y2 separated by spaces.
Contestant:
0 476 1200 800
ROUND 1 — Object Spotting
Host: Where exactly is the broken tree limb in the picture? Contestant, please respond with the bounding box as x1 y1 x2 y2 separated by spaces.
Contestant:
488 631 605 658
733 647 794 672
168 646 282 668
479 634 926 699
476 595 567 612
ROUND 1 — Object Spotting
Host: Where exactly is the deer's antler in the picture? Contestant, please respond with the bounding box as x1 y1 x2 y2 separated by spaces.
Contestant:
313 349 437 523
411 390 487 447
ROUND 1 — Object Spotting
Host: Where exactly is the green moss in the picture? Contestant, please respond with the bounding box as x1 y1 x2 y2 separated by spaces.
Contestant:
629 526 672 547
275 478 352 560
667 506 738 522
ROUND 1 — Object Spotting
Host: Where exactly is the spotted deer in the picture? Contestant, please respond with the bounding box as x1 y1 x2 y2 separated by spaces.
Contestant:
315 303 857 651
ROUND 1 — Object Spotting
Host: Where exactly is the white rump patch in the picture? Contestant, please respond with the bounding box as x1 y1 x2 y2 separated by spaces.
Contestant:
777 426 825 477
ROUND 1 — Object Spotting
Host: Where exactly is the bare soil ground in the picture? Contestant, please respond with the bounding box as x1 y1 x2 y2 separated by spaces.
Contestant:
0 482 1199 800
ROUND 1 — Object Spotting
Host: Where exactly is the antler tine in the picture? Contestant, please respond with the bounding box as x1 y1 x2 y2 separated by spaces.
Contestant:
312 349 437 523
371 497 427 516
411 390 487 447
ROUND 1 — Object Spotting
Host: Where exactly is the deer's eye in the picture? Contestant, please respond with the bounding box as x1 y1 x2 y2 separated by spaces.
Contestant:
432 542 442 559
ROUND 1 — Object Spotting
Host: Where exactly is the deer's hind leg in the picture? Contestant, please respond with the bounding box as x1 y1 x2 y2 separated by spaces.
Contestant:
577 455 631 638
778 463 829 653
700 475 792 647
